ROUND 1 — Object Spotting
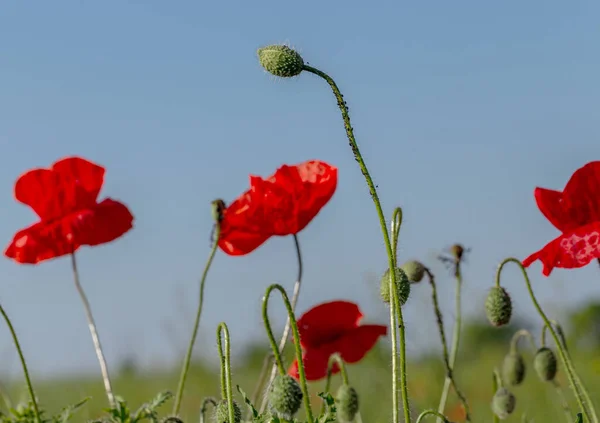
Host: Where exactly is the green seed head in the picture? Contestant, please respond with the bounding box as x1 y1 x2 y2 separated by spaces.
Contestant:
380 267 411 305
269 374 303 419
401 260 426 283
214 400 242 423
502 352 526 386
336 384 359 423
485 286 512 327
534 347 558 381
491 387 516 420
257 45 304 78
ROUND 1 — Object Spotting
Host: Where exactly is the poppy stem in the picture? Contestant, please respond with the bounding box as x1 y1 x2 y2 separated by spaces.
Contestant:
70 252 115 408
303 65 411 423
495 258 598 423
259 234 303 414
492 370 501 423
415 410 450 423
173 222 221 416
424 268 471 423
262 283 314 423
0 303 41 423
217 323 236 423
509 329 537 354
552 380 575 423
199 397 218 423
249 352 274 418
540 319 568 352
320 353 350 415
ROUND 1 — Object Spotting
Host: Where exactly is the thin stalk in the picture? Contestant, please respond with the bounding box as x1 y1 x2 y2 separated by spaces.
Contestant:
492 370 501 423
249 352 273 419
388 208 403 423
199 397 218 423
217 323 235 423
320 353 350 415
0 304 40 422
173 223 221 415
70 252 115 407
510 329 537 353
553 380 575 423
416 410 449 423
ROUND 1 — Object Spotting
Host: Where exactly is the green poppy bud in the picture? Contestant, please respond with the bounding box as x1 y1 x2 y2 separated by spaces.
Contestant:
162 418 184 423
401 260 426 283
336 384 359 423
534 347 558 382
257 45 304 78
380 267 411 305
214 400 242 423
485 287 512 327
491 388 516 420
269 374 303 419
502 352 526 386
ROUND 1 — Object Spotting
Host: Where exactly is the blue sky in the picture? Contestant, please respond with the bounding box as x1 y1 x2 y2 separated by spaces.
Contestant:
1 1 599 379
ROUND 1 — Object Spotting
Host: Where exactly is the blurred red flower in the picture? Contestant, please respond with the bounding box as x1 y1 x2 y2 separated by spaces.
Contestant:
218 160 337 256
523 161 600 276
288 300 387 381
5 156 134 264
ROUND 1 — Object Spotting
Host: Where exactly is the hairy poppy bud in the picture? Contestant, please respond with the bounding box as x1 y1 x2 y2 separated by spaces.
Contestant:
162 418 184 423
534 347 558 382
269 374 303 419
451 244 464 261
491 388 516 420
401 260 426 283
485 287 512 327
502 352 526 386
257 45 304 78
336 384 359 423
214 400 242 423
380 267 410 305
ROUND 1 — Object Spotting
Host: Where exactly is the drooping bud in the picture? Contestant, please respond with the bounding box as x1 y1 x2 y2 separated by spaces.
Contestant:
485 287 512 327
268 374 303 419
257 45 304 78
401 260 426 283
162 417 184 423
491 388 516 420
214 400 242 423
336 384 359 423
534 347 558 382
451 244 464 261
502 352 526 386
380 267 411 305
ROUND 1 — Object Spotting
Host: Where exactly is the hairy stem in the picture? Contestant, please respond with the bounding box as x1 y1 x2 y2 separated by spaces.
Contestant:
509 329 537 353
492 369 501 423
416 410 449 423
552 380 575 423
320 353 350 415
199 397 218 423
217 323 235 423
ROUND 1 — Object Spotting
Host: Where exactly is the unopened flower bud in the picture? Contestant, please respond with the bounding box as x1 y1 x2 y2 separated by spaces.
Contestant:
485 287 512 327
336 384 359 423
502 352 526 386
491 388 516 420
401 260 426 283
214 400 242 423
380 267 411 305
269 374 303 419
162 418 184 423
534 347 558 382
257 45 304 78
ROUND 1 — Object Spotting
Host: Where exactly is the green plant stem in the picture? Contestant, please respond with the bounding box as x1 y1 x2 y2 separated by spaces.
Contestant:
552 380 575 423
495 258 596 423
249 352 273 419
262 284 314 422
70 252 115 408
492 370 501 423
510 329 537 353
0 303 40 423
541 320 568 353
320 353 350 415
173 223 221 415
199 397 218 423
259 235 303 414
415 410 449 423
217 323 235 423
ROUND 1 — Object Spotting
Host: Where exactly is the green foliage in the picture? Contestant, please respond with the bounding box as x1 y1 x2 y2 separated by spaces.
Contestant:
93 392 172 423
0 398 88 423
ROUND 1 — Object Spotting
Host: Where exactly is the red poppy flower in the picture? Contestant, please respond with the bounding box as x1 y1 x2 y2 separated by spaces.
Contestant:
287 300 387 381
523 161 600 276
5 156 134 264
218 160 337 256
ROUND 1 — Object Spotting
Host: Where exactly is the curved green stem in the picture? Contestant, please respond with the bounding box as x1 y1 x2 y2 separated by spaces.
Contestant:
249 352 273 419
495 258 596 423
492 369 501 423
173 221 221 415
0 304 41 423
510 329 537 354
416 410 449 423
217 323 235 423
262 283 314 422
541 320 568 353
320 353 350 415
199 397 218 423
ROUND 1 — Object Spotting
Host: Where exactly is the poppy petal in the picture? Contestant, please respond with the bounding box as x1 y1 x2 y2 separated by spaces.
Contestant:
534 188 571 232
52 156 105 207
74 198 134 246
296 301 363 349
288 347 334 381
522 221 600 276
561 161 600 226
328 324 388 364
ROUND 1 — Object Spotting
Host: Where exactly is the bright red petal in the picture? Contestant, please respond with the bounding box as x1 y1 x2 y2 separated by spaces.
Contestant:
328 324 388 364
534 188 571 232
297 301 363 349
288 348 334 381
561 161 600 226
522 221 600 276
74 199 134 246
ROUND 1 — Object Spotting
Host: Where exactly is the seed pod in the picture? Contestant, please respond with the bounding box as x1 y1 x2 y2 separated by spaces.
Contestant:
491 387 516 420
214 400 242 423
336 384 359 423
380 267 411 305
257 45 304 77
502 352 526 386
534 347 558 381
485 287 512 327
269 374 303 419
401 260 426 283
